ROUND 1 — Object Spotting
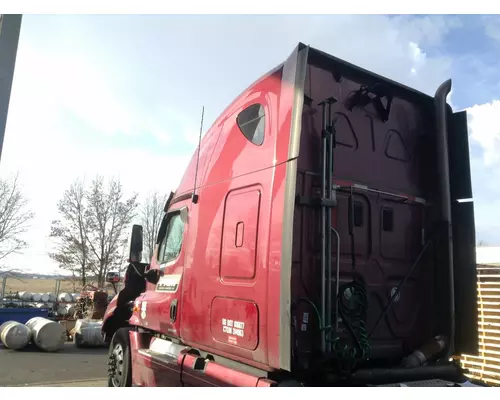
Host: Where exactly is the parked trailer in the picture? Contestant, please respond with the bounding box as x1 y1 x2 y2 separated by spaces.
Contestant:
0 307 49 326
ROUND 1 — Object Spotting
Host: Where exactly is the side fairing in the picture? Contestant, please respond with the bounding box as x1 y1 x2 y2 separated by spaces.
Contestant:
448 110 478 356
274 44 309 371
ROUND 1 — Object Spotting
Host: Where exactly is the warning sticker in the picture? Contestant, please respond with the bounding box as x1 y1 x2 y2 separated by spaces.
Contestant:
222 318 245 339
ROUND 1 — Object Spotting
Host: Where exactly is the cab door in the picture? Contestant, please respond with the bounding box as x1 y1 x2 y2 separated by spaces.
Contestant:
139 204 188 338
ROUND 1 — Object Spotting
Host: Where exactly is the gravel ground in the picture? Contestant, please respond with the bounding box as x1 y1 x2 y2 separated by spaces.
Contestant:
0 342 109 387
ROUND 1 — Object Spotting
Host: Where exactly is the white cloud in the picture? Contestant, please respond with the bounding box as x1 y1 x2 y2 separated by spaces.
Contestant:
0 48 192 273
464 99 500 244
483 15 500 42
0 15 470 272
286 15 456 96
467 100 500 167
0 105 191 273
392 15 463 47
13 42 158 141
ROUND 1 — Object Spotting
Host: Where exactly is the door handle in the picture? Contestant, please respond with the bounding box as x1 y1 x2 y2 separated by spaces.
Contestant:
170 299 178 323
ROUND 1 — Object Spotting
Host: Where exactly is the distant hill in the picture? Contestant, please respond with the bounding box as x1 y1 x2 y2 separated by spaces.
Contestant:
0 271 101 280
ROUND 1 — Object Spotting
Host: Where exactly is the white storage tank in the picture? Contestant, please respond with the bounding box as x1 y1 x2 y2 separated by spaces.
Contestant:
46 292 56 302
65 304 75 316
18 291 32 301
0 320 13 336
57 304 68 316
25 317 66 352
32 293 42 302
73 319 106 348
39 293 50 302
0 321 31 350
58 292 72 302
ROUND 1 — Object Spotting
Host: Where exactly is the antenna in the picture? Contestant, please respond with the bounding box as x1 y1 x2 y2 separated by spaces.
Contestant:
192 106 204 204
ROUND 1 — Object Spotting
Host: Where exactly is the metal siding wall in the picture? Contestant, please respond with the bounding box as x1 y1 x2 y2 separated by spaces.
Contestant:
460 264 500 386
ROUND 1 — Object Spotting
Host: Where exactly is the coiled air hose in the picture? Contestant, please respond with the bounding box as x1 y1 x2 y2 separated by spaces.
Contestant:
330 280 370 374
328 190 370 373
291 282 370 374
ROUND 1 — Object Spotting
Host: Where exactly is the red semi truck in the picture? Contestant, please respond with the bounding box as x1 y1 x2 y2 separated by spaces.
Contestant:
101 42 480 387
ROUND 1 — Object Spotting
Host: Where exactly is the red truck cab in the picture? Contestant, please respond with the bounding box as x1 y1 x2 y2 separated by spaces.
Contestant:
102 42 480 387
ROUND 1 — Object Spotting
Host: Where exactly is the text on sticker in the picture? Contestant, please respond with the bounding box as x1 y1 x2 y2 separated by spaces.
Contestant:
222 318 245 338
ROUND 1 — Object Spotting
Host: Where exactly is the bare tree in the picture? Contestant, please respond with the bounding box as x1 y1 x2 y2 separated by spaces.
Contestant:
0 173 35 268
85 176 138 285
139 191 167 261
49 180 89 285
50 175 138 287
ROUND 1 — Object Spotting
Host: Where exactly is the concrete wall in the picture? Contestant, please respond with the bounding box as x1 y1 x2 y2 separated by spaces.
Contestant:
0 14 22 163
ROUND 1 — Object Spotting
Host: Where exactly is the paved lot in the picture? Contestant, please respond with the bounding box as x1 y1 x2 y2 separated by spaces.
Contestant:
0 342 109 387
23 378 108 387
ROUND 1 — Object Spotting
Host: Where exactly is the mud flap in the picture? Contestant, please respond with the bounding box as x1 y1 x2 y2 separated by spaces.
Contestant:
447 110 478 356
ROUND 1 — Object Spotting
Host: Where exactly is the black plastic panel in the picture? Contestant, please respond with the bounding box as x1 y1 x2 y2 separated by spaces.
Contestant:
448 110 473 201
451 201 477 355
449 110 478 356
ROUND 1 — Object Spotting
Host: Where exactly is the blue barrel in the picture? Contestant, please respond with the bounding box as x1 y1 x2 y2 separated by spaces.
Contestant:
0 308 50 325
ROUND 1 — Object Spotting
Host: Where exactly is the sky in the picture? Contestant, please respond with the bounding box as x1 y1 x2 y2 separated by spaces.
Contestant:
0 14 499 274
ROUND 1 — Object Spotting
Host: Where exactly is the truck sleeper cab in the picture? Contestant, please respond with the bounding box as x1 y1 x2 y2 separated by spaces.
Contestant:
102 42 479 387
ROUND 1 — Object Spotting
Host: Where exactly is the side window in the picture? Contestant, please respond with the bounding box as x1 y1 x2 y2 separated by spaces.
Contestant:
353 201 364 227
382 208 394 232
157 212 185 264
236 103 265 146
